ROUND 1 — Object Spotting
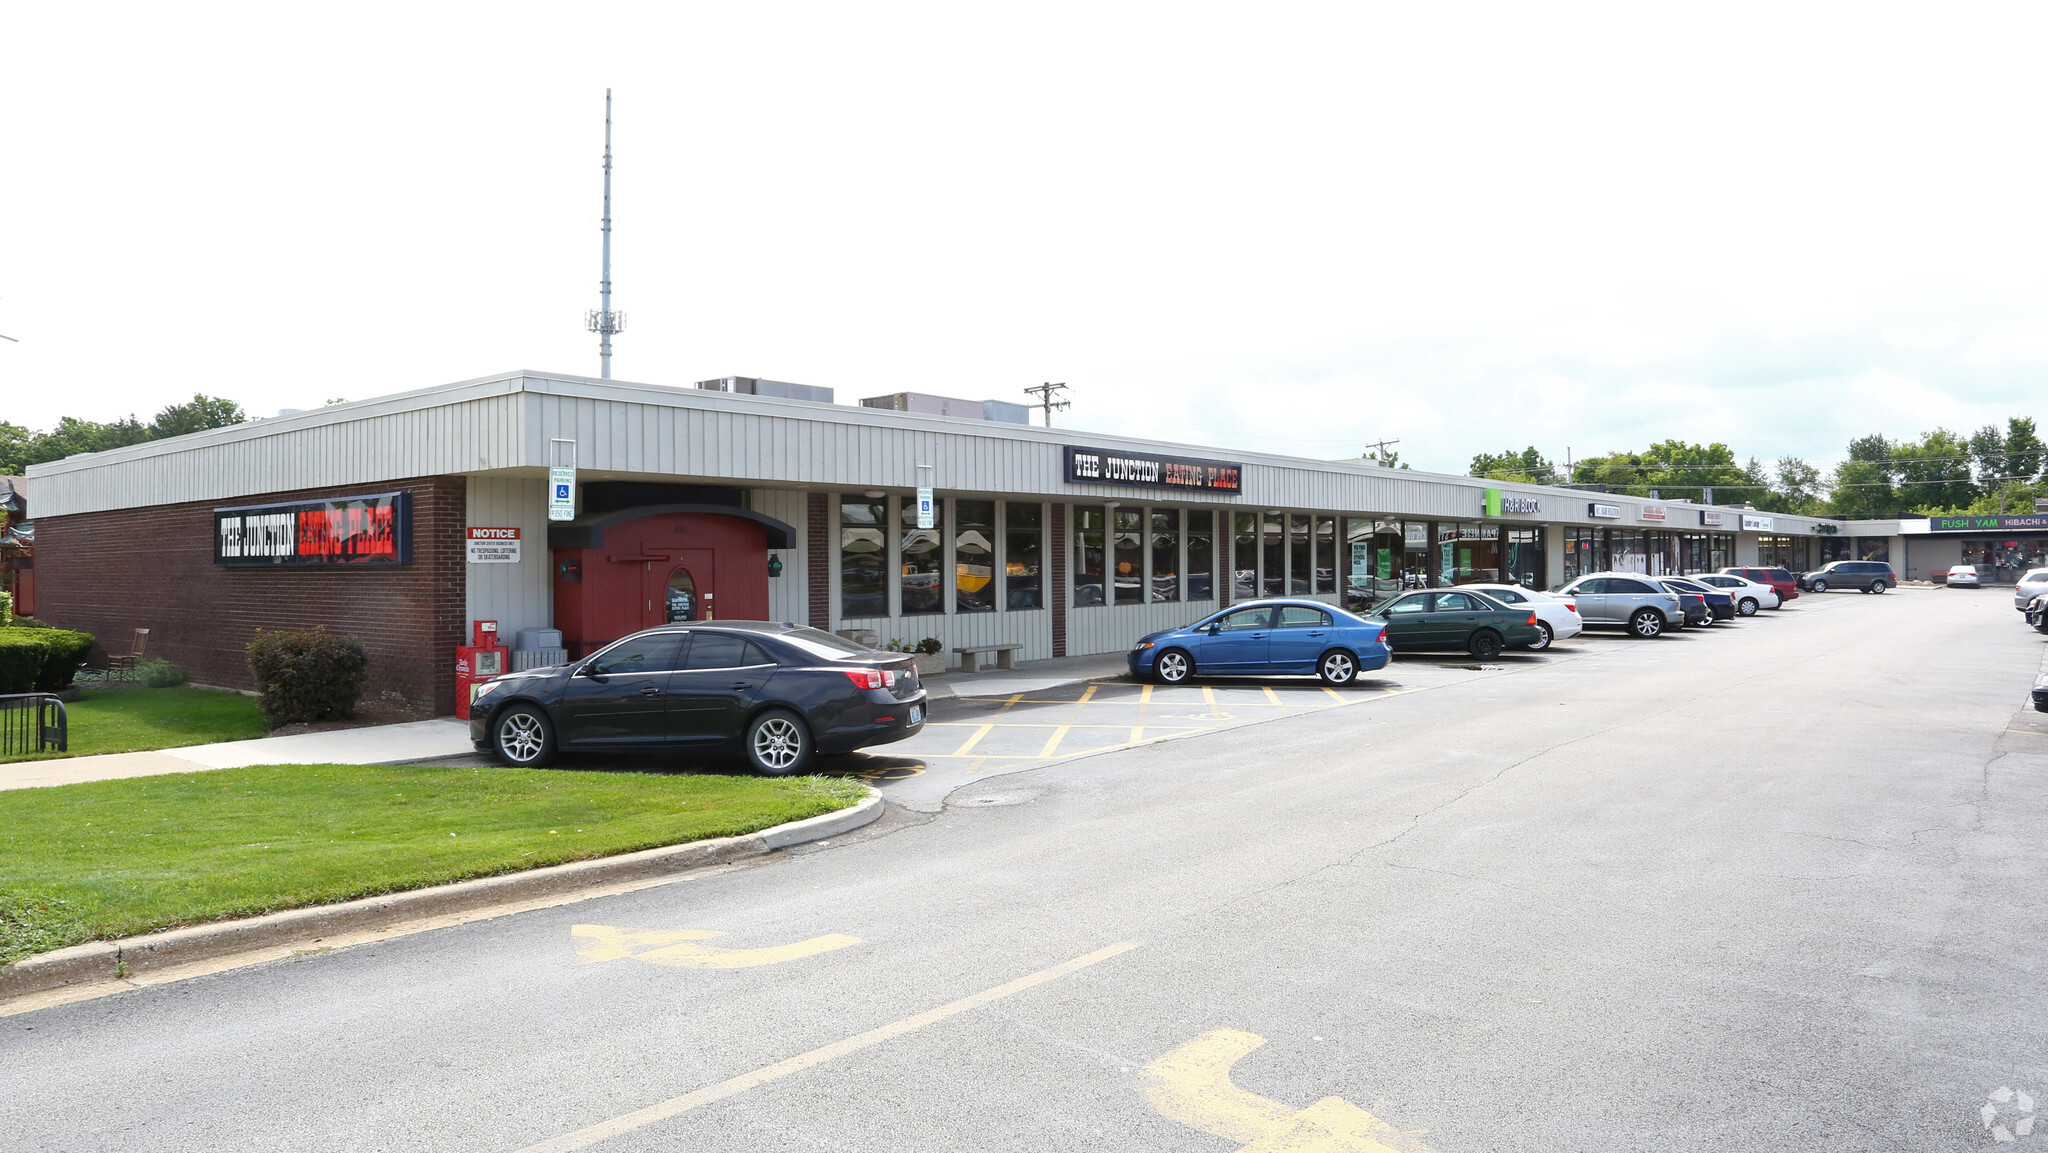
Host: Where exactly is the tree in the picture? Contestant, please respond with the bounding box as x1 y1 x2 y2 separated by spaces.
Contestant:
0 422 29 476
1469 447 1555 484
1570 451 1651 492
1827 434 1899 518
1775 457 1825 512
149 394 245 439
1970 423 2008 488
1896 428 1977 513
1637 440 1750 502
2007 417 2046 484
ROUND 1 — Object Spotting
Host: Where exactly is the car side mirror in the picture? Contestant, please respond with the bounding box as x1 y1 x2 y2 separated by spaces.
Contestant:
1207 623 1222 635
575 663 604 680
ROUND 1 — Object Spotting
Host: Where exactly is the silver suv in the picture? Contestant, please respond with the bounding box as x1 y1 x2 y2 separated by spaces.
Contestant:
1554 572 1686 638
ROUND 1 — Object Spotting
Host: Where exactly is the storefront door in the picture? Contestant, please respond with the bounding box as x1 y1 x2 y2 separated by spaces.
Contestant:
646 551 716 628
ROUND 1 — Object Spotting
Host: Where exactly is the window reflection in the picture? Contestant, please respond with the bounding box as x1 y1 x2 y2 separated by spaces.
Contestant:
1114 508 1144 605
1150 509 1180 602
956 500 995 612
840 497 887 619
1006 503 1043 610
900 495 943 615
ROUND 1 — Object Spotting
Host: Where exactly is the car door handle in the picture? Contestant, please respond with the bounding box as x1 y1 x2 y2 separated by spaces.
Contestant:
731 681 750 691
1306 630 1326 636
639 685 661 696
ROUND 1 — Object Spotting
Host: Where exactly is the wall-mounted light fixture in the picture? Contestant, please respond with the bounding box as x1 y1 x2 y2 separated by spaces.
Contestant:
767 554 784 578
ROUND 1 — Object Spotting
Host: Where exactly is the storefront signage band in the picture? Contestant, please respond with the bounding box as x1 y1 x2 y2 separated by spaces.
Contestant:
1920 514 2048 533
1699 510 1726 527
1640 504 1669 522
1064 446 1242 493
1741 514 1774 532
1589 503 1622 519
214 492 412 567
1484 488 1540 516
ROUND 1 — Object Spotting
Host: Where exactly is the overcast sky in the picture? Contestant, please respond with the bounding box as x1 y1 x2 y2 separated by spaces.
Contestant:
4 3 2046 476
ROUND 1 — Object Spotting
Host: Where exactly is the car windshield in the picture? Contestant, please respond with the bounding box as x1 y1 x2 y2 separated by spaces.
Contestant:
774 627 882 660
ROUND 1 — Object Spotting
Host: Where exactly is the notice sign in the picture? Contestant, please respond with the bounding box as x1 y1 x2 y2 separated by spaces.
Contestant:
1064 446 1243 494
214 492 412 567
548 466 577 522
466 527 522 564
916 487 935 529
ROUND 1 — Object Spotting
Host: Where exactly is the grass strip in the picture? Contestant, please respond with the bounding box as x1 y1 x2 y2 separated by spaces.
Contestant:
0 764 870 965
1 687 268 763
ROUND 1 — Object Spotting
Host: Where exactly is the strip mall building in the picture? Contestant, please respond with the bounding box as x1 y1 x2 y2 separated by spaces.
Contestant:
24 370 1921 713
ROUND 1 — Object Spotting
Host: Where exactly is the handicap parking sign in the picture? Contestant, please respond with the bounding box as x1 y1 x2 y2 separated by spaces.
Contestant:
548 466 577 521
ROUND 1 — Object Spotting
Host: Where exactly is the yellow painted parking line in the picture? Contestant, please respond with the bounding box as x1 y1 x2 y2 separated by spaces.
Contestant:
1321 686 1346 703
1139 1028 1443 1152
1129 726 1145 744
994 693 1023 715
515 942 1140 1153
1040 724 1072 757
1078 683 1098 704
1202 685 1217 708
950 723 996 757
572 926 863 970
1261 686 1284 706
1140 683 1153 705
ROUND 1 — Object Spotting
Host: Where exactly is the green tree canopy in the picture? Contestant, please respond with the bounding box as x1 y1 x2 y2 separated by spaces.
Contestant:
150 394 245 439
1469 446 1556 484
0 394 244 475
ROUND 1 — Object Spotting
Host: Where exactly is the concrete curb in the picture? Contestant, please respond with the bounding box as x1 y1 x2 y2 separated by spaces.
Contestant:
0 789 883 1002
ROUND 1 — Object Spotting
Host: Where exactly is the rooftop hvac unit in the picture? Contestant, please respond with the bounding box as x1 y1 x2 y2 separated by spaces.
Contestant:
858 392 1028 423
695 376 834 404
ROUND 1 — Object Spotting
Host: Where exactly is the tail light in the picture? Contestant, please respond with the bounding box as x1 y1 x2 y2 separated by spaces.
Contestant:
1376 627 1388 644
843 668 897 690
1565 603 1577 613
1526 614 1538 626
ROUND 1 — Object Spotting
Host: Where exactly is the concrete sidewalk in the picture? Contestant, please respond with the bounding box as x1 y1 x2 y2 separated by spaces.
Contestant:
2 653 1130 791
0 718 475 791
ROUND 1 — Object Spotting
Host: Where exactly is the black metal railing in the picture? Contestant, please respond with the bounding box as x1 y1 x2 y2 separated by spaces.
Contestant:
0 693 67 757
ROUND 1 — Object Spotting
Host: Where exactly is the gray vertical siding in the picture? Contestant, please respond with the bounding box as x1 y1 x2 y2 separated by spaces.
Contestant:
464 476 554 646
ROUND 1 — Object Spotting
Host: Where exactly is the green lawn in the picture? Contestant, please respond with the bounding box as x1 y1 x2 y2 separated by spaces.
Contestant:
1 687 268 763
0 765 870 965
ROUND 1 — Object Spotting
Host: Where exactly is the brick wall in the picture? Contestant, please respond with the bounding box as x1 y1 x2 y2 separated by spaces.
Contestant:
806 492 830 629
34 476 469 714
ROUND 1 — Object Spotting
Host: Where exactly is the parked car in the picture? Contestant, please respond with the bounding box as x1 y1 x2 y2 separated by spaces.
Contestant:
2033 669 2048 712
1654 580 1715 627
1369 589 1544 658
1688 572 1781 615
1554 572 1687 637
1799 560 1897 594
1129 599 1391 686
1947 564 1985 588
470 622 926 774
1659 577 1735 621
1720 567 1799 604
1455 584 1583 651
2026 593 2048 633
2014 568 2048 610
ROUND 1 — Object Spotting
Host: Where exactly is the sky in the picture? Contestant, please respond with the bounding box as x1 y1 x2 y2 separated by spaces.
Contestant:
4 3 2046 477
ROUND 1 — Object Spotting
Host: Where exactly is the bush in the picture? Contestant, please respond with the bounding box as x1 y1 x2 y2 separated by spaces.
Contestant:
0 590 11 627
0 628 93 694
916 637 943 655
8 615 50 629
138 657 188 689
245 626 368 727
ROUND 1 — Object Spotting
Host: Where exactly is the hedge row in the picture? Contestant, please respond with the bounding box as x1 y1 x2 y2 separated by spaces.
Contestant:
0 628 95 695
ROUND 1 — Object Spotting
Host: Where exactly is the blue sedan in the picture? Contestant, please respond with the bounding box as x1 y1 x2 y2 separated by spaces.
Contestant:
1127 599 1392 687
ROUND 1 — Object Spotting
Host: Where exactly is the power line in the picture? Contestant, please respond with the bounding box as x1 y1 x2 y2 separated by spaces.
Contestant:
1023 381 1071 427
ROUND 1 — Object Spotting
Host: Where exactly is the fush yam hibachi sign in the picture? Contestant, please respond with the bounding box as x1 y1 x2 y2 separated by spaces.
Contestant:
214 492 413 567
1064 447 1242 494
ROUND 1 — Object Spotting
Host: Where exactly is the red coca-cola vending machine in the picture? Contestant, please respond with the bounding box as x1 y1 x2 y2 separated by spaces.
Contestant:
455 620 508 720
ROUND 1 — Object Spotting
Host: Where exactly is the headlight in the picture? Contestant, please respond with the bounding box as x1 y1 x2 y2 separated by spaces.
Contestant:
471 679 504 701
1133 641 1155 650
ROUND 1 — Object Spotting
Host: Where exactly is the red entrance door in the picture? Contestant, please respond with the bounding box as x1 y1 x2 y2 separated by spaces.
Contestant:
642 550 716 629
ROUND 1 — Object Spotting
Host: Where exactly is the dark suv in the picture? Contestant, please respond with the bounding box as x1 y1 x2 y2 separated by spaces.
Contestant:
1799 560 1896 594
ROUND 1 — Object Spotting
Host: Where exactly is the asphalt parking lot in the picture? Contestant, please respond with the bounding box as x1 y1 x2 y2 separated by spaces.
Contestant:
20 586 2043 1152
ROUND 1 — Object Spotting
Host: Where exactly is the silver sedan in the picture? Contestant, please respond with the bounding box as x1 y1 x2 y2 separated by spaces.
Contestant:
1948 565 1984 588
2014 568 2048 610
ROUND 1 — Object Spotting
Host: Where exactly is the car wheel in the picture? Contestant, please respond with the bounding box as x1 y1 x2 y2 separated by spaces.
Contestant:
1737 597 1758 616
1870 580 1887 594
1467 630 1504 660
1317 649 1357 686
492 704 555 767
746 709 815 776
1525 621 1554 651
1629 609 1664 639
1154 648 1193 685
1810 579 1827 593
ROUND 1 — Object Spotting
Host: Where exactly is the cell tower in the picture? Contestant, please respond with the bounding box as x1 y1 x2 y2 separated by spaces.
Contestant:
585 89 625 379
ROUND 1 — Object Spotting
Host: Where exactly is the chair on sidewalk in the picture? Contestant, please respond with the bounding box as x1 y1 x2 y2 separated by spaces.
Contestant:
106 628 150 674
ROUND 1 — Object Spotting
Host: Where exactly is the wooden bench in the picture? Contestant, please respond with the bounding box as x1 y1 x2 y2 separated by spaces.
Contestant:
951 643 1022 673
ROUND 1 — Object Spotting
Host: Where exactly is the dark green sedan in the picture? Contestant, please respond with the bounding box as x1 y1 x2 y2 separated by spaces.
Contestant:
1370 589 1544 658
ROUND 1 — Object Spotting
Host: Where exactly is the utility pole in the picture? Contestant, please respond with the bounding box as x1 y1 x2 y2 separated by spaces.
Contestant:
585 89 626 379
1024 381 1070 427
1361 438 1400 464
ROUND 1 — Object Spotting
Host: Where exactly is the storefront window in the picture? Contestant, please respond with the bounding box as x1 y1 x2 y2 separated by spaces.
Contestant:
1611 529 1647 574
1150 509 1180 602
1564 527 1602 580
1234 513 1258 599
1005 503 1043 610
1186 511 1214 600
1710 533 1732 571
840 497 887 619
1645 531 1678 576
1855 536 1890 563
1263 512 1285 596
1314 517 1336 594
1756 535 1798 568
1439 523 1502 584
1113 508 1144 605
1074 506 1106 607
1289 514 1311 594
1505 527 1545 589
1403 521 1431 587
1819 537 1853 564
900 495 944 614
955 500 995 612
1960 539 2045 579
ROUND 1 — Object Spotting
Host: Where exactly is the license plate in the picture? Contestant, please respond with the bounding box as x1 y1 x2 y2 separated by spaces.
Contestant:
909 704 923 725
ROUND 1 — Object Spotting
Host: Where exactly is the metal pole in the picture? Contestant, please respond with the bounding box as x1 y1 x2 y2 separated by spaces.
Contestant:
600 89 614 380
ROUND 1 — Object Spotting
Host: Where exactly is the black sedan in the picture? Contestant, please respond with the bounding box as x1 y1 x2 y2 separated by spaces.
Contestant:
468 622 927 775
